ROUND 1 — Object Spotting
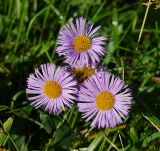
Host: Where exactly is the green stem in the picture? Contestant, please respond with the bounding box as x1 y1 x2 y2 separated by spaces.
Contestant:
39 7 50 43
13 0 26 52
8 135 20 151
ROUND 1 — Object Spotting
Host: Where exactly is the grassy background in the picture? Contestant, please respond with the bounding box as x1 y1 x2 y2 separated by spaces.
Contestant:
0 0 160 150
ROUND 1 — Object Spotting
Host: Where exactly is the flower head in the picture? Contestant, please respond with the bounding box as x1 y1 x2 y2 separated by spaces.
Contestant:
73 65 107 84
78 72 132 128
56 17 106 67
26 64 77 115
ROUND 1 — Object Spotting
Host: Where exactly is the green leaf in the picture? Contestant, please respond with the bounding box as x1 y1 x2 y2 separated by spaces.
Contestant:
0 117 13 146
3 117 13 133
48 125 76 150
148 115 160 127
17 106 33 119
12 135 28 151
130 127 138 144
0 132 8 146
142 132 160 147
88 133 104 151
0 106 8 112
52 125 70 145
58 132 76 149
98 137 106 151
128 146 139 151
39 111 54 134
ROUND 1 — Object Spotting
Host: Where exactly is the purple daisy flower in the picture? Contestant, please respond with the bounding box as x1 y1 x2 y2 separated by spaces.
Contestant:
26 64 78 115
56 17 106 67
78 72 132 128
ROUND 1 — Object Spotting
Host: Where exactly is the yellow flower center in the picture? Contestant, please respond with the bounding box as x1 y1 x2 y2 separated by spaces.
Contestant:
73 34 91 52
74 65 94 83
96 91 115 110
43 80 62 98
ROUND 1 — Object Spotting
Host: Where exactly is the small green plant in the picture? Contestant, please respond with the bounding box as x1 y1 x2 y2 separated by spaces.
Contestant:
0 0 160 150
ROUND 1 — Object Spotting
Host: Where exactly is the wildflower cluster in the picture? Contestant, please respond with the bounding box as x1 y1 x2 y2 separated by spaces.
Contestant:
26 17 132 128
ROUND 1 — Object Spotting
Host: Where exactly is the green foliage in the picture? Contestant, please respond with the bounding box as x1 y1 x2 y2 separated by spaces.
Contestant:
0 117 13 147
0 0 160 150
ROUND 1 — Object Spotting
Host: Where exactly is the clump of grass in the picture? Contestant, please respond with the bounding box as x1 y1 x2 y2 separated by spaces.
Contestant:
0 0 160 150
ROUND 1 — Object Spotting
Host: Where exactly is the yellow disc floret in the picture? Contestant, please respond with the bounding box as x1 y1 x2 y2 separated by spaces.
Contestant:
74 65 94 83
44 80 62 98
96 91 115 110
73 34 91 52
